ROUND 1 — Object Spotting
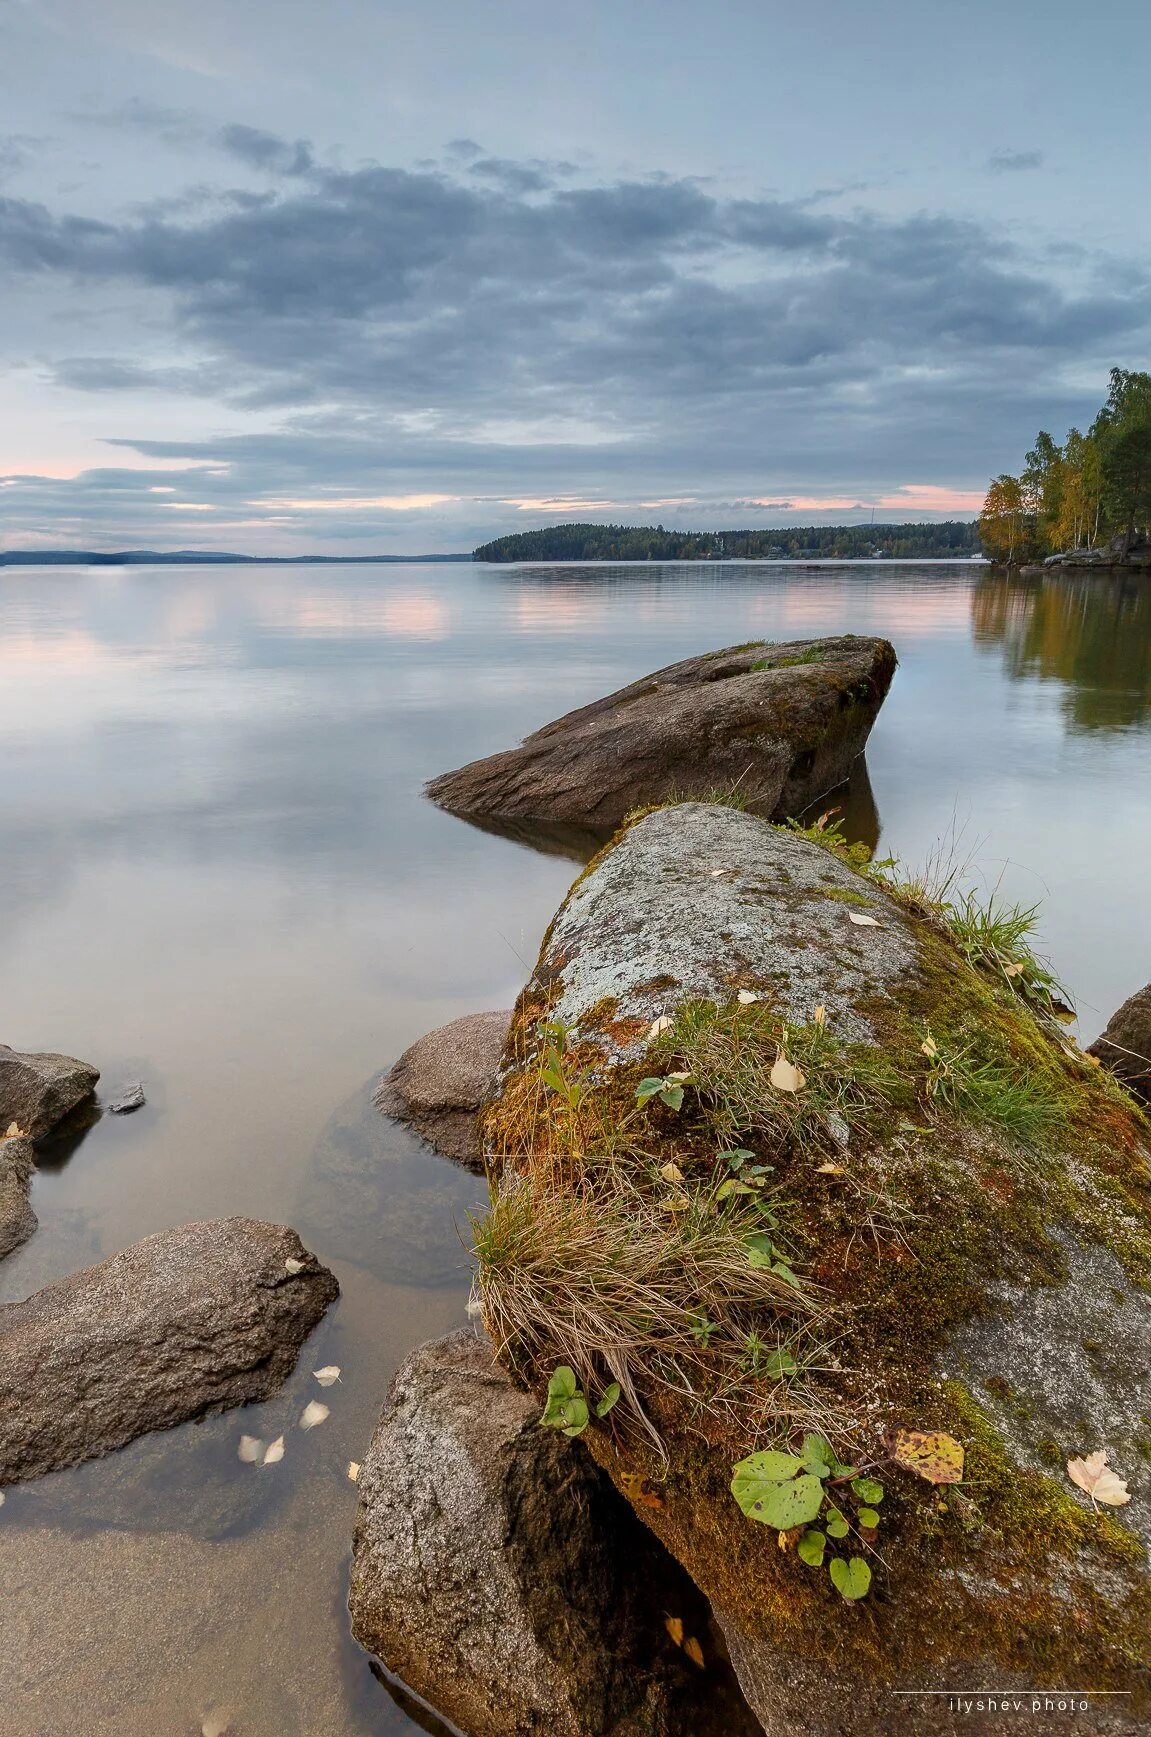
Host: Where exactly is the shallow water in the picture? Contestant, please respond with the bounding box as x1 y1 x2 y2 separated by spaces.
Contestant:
2 558 1150 1733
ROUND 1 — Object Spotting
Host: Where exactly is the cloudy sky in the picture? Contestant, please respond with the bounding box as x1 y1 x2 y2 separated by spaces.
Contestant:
1 0 1148 554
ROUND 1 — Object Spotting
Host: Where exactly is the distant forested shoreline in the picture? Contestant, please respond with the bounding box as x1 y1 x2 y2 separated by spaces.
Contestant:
472 521 980 562
979 367 1151 565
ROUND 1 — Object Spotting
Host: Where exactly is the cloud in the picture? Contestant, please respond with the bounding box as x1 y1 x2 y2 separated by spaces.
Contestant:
987 149 1045 174
0 134 1145 549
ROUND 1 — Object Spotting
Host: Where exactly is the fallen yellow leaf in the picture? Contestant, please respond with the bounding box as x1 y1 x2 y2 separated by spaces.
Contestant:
4 1122 23 1139
815 1161 844 1175
812 1005 826 1027
1067 1449 1130 1508
284 1257 305 1275
300 1400 330 1430
664 1615 684 1647
737 989 760 1005
347 1461 361 1483
648 1015 673 1038
848 912 880 928
684 1636 705 1669
262 1436 285 1466
891 1428 964 1484
313 1365 342 1387
237 1435 264 1464
659 1160 685 1185
770 1053 806 1093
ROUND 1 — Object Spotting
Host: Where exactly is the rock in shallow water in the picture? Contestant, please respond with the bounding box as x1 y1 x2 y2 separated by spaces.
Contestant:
427 635 896 829
0 1135 37 1261
349 1329 762 1737
1088 981 1151 1104
373 1010 510 1167
0 1043 100 1141
0 1217 338 1484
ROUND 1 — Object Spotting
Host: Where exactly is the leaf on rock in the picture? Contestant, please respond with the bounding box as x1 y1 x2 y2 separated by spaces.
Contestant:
737 989 760 1005
829 1556 872 1600
891 1428 964 1484
770 1053 806 1093
648 1015 674 1038
300 1401 330 1431
237 1435 265 1464
731 1452 824 1529
347 1461 361 1482
797 1528 825 1567
313 1365 342 1387
262 1435 285 1466
1067 1449 1131 1507
284 1258 305 1275
595 1382 622 1418
4 1121 23 1139
848 912 881 928
815 1161 844 1174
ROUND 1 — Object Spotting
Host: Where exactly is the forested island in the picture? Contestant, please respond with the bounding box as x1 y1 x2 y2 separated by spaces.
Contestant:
473 520 980 562
979 367 1151 567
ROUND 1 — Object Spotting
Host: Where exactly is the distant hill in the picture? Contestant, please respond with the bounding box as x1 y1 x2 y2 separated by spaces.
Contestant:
473 521 981 562
0 549 472 567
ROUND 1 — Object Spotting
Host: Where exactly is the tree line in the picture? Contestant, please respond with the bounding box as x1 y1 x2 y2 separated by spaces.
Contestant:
473 521 981 562
979 368 1151 564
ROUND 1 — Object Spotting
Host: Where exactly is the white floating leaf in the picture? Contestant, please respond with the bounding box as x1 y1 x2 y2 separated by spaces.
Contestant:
770 1054 806 1094
347 1461 361 1483
313 1365 342 1387
300 1400 330 1430
848 912 880 927
465 1297 484 1317
1067 1449 1130 1507
262 1435 285 1466
648 1015 673 1038
737 989 759 1005
284 1257 305 1275
237 1434 265 1464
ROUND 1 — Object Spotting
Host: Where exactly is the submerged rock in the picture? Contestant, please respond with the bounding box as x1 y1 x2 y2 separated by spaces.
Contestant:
0 1135 37 1261
1088 981 1151 1105
476 803 1151 1733
0 1044 100 1142
0 1217 338 1484
427 635 896 830
106 1081 146 1115
349 1328 761 1737
374 1010 510 1167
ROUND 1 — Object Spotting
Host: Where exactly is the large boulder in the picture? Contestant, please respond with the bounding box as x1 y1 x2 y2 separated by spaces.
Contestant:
374 1010 511 1167
427 636 895 830
0 1134 36 1260
349 1328 761 1737
475 803 1151 1733
0 1044 99 1141
1088 982 1151 1104
0 1217 338 1483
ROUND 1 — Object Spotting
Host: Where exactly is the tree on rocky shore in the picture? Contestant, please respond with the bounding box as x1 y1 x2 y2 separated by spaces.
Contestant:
979 367 1151 562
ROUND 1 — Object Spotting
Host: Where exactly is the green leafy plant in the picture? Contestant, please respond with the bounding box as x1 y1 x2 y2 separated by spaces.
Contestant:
539 1365 620 1437
919 1027 1067 1148
731 1432 884 1600
636 1074 689 1111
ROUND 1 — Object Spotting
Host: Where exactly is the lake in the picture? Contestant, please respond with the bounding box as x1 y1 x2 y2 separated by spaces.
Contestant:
2 558 1150 1734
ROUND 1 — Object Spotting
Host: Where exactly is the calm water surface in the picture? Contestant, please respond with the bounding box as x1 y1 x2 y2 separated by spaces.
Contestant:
2 559 1150 1734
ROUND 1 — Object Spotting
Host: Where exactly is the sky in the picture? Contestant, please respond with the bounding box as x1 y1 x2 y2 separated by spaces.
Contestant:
1 0 1149 555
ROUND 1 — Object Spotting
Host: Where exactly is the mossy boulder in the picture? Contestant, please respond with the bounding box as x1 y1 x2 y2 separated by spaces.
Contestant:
427 636 895 830
475 804 1151 1734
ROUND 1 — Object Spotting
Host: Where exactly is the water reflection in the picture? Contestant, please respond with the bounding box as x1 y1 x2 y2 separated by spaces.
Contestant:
972 570 1151 732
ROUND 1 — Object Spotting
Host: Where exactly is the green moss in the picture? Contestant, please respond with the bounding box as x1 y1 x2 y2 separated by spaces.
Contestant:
819 885 876 907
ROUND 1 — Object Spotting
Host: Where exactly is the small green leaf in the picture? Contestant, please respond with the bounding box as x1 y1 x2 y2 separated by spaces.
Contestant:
559 1394 589 1437
829 1556 872 1600
851 1477 884 1505
831 1460 859 1479
717 1177 758 1200
764 1348 798 1380
595 1382 621 1419
547 1366 578 1402
744 1231 775 1265
797 1529 826 1567
771 1260 800 1286
720 1148 756 1169
825 1505 849 1539
799 1433 833 1477
636 1078 665 1104
857 1507 880 1529
659 1084 684 1111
